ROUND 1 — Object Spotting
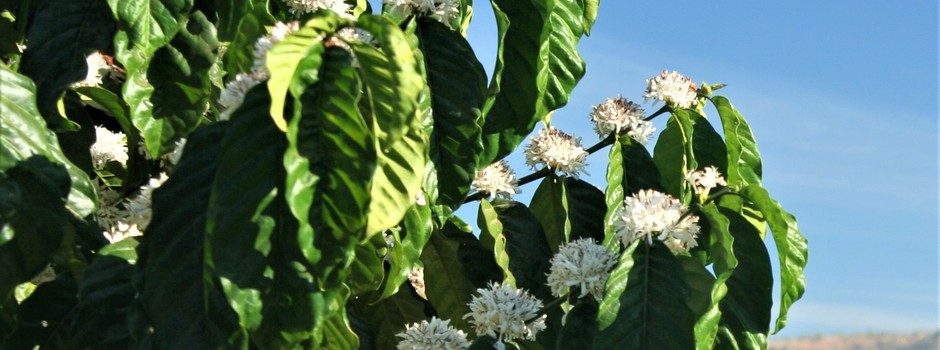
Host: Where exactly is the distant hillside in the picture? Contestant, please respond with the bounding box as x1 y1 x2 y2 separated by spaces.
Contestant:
769 331 939 350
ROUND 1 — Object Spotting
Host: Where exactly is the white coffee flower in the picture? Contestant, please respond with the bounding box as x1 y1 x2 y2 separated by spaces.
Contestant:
219 73 262 121
524 128 588 178
472 160 520 200
91 126 128 169
546 238 616 301
123 173 169 232
251 21 301 77
396 317 470 350
464 282 546 347
163 138 187 167
384 0 460 29
72 51 111 87
644 70 698 109
589 96 656 144
614 189 701 254
94 179 127 230
283 0 354 17
685 166 727 199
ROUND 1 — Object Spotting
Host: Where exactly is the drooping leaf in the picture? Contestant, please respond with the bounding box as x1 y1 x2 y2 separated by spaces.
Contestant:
531 176 606 252
529 176 569 252
141 11 219 156
205 84 279 334
739 185 807 334
265 11 345 131
488 201 554 301
688 110 728 175
0 65 97 218
131 122 246 349
60 253 135 349
711 96 762 187
421 224 502 332
479 0 551 165
348 234 386 296
620 136 663 195
556 298 599 349
320 306 360 350
417 18 486 207
715 197 773 349
694 203 738 349
595 241 695 349
541 0 586 114
602 137 625 250
19 0 114 131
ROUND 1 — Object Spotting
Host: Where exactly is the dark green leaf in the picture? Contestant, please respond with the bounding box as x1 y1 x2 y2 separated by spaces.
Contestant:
739 185 807 334
421 224 501 332
688 110 728 175
711 96 762 187
556 299 599 349
694 203 738 349
131 123 246 348
653 110 696 200
620 136 663 195
321 307 360 349
353 283 430 350
488 201 554 301
63 254 135 349
417 18 486 207
479 0 551 164
530 176 606 253
348 234 386 296
595 241 695 349
2 278 78 348
715 198 772 349
19 0 114 131
529 176 568 252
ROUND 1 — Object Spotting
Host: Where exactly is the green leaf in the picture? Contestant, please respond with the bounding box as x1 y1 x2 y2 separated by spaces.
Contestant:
739 185 808 334
711 96 762 187
694 203 738 349
653 110 696 200
421 225 502 332
541 0 586 114
478 200 516 287
379 202 433 299
678 256 716 321
350 15 427 236
265 12 346 131
595 241 695 349
348 234 386 296
602 137 625 250
715 197 773 349
531 176 606 252
205 84 279 334
19 0 114 131
479 0 551 164
556 298 599 349
488 201 554 300
417 18 486 207
620 136 663 195
131 123 246 348
321 307 360 350
221 2 275 77
140 11 219 156
63 254 135 349
353 283 430 350
529 176 569 252
0 65 97 219
580 0 599 35
352 15 423 146
2 278 78 348
688 109 728 175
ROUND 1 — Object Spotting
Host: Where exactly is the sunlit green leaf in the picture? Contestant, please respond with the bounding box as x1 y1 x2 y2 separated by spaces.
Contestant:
711 96 762 187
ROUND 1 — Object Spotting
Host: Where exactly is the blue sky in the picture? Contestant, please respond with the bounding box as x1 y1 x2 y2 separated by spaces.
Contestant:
451 0 939 337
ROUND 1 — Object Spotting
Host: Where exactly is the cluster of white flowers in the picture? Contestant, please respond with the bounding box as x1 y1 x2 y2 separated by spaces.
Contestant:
464 282 546 348
614 189 701 254
524 128 588 178
396 317 470 350
384 0 460 29
644 70 698 109
546 238 616 301
95 173 169 244
219 73 262 121
472 160 520 200
73 51 119 87
686 166 727 200
91 126 129 169
283 0 354 16
589 96 655 144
